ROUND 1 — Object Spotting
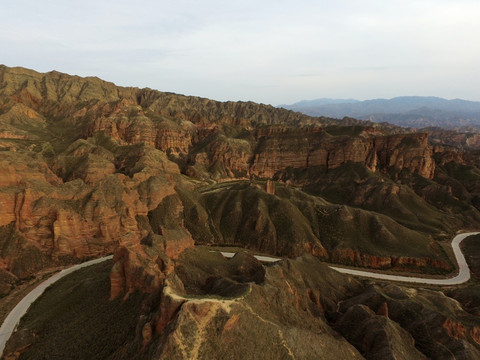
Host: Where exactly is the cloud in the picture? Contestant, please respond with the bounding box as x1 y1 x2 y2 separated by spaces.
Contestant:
2 0 480 104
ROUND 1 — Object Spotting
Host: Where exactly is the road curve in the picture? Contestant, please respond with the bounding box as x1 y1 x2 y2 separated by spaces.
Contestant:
220 232 479 285
0 255 113 357
329 232 478 285
219 251 281 263
1 232 477 356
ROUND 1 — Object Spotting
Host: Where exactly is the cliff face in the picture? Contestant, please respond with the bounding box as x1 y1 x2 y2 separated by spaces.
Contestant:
0 64 478 295
337 283 480 360
246 130 435 179
2 66 480 360
7 251 480 360
0 133 193 288
0 65 436 183
0 65 137 105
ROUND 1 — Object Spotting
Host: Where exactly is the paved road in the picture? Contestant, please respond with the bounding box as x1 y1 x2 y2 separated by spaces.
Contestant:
0 255 113 357
221 232 479 285
329 232 478 285
1 232 477 357
219 251 281 263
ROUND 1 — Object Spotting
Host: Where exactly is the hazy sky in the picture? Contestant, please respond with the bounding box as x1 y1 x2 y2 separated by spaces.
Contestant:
2 0 480 105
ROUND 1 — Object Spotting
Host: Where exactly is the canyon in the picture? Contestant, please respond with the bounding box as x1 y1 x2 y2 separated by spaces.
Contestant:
1 65 480 359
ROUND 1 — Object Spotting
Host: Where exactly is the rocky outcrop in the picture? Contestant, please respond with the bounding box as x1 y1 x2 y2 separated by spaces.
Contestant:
143 253 366 360
377 302 389 317
1 65 439 185
429 129 480 150
142 254 480 359
108 224 194 300
109 191 194 299
0 65 469 288
87 108 195 155
248 127 323 178
443 317 468 339
0 65 138 105
265 179 275 195
370 133 435 178
338 284 480 360
336 304 428 360
330 248 452 272
471 326 480 345
4 243 480 360
189 129 436 181
0 152 61 188
442 317 480 345
0 137 191 286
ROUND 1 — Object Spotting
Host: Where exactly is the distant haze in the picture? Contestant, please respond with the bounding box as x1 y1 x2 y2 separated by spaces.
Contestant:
2 1 480 105
281 96 480 129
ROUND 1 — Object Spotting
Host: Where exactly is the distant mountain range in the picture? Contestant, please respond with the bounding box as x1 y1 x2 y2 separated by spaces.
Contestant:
3 66 480 359
280 96 480 129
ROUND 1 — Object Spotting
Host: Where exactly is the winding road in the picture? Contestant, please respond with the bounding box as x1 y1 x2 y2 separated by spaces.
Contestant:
220 232 479 285
330 232 478 284
0 255 113 357
0 232 478 357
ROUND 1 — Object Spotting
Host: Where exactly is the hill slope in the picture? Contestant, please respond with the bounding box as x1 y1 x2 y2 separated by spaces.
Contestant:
1 65 480 358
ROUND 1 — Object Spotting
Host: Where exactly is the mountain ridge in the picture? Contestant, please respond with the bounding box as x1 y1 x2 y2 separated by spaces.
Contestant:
281 96 480 129
0 64 476 281
1 65 480 359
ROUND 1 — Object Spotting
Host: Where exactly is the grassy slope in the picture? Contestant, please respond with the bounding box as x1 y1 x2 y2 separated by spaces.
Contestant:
11 261 143 360
180 180 444 263
446 234 480 316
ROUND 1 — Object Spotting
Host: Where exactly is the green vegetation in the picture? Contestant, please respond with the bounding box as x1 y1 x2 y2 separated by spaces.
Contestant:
175 246 265 296
179 179 448 269
324 125 366 137
14 260 144 360
445 234 480 316
300 162 458 237
400 136 421 147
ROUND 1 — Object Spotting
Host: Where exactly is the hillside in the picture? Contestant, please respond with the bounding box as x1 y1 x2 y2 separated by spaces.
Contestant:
5 246 480 359
1 65 480 358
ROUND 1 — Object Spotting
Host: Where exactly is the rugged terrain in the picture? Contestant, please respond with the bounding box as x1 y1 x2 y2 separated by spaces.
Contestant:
1 65 480 358
4 246 480 359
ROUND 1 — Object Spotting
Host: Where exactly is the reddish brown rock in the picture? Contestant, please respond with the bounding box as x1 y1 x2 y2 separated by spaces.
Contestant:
109 237 167 300
371 133 435 178
265 180 275 195
303 242 329 259
154 284 186 334
470 327 480 344
330 248 451 272
108 191 194 300
377 302 389 317
243 131 435 181
141 322 153 346
0 139 185 281
443 317 468 339
0 152 62 188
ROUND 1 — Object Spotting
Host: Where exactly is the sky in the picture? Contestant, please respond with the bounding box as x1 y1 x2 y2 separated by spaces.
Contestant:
2 0 480 105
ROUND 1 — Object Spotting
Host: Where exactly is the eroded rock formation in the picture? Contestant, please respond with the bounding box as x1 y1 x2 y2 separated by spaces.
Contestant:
2 65 480 360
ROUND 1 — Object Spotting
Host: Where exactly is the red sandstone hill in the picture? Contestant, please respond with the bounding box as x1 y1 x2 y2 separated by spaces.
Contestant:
1 65 480 359
1 65 480 290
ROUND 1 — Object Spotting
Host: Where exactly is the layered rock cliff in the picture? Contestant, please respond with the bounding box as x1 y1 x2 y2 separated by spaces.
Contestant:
5 250 480 360
0 64 479 296
2 65 480 360
0 65 437 183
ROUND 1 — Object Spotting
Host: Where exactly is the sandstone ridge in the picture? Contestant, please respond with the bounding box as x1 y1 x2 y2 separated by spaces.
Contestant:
1 65 480 299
